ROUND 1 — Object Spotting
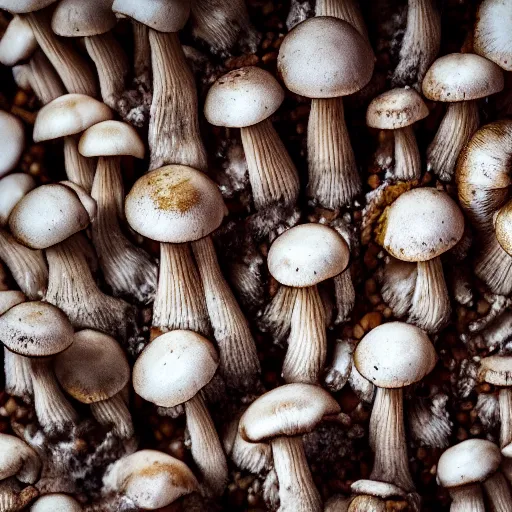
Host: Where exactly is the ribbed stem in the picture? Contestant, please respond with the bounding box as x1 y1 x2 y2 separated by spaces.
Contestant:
333 268 355 324
63 136 96 193
307 97 360 209
475 235 512 295
27 50 65 105
4 349 33 402
448 485 485 512
394 125 421 181
499 388 512 456
271 436 322 512
240 118 299 209
482 471 512 512
261 286 298 342
90 393 134 439
315 0 369 41
133 22 151 86
148 30 206 171
0 479 38 512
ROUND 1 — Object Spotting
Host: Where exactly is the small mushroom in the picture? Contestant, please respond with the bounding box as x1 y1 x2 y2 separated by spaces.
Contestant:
0 173 35 226
315 0 369 42
0 110 25 178
0 15 37 66
0 433 41 483
349 480 406 512
30 493 82 511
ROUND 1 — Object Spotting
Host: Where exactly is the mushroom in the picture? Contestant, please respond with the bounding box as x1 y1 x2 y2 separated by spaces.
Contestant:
366 88 429 181
0 433 41 484
0 173 35 226
422 53 504 181
112 0 207 171
133 330 228 496
125 165 260 389
0 478 38 512
315 0 368 41
0 15 37 66
265 223 350 383
204 66 299 210
78 120 157 304
239 383 341 512
277 16 374 209
55 329 133 439
30 493 82 511
354 322 437 492
0 110 25 178
349 480 407 512
376 187 464 332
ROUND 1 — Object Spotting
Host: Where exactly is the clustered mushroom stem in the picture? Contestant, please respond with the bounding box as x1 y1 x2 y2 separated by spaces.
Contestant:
23 50 65 105
315 0 369 42
369 387 415 492
448 484 485 512
90 394 134 440
394 125 422 181
184 393 228 497
474 235 512 295
307 97 361 209
0 479 38 512
261 285 298 342
63 136 96 193
132 22 151 87
270 436 322 512
3 350 33 402
482 471 512 510
148 30 207 171
333 269 355 324
499 388 512 455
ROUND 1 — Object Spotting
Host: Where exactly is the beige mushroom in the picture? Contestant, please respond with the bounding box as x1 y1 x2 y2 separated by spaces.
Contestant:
0 15 37 66
0 110 25 178
0 433 41 483
30 493 82 511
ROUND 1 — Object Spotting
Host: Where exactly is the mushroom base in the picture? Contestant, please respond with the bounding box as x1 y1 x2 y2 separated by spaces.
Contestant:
448 484 485 512
63 136 96 194
482 471 512 510
393 125 421 181
380 257 417 319
90 393 134 440
4 349 33 403
260 285 298 343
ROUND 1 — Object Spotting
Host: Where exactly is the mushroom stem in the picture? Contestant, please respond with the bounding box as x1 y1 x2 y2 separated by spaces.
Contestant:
482 471 512 511
381 258 417 318
475 235 512 296
133 22 151 87
333 268 355 324
427 101 479 182
148 30 206 171
90 393 134 439
240 118 300 209
63 136 96 193
192 236 261 390
369 387 414 492
499 388 512 456
271 436 322 512
184 394 228 497
3 349 33 403
261 286 298 343
308 97 360 209
0 479 38 512
315 0 369 42
448 484 485 512
393 125 421 181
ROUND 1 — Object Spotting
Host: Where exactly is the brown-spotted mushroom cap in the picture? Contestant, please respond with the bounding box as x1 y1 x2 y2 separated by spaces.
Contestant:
0 0 56 13
379 188 464 262
0 173 36 226
0 433 40 483
277 16 374 99
267 224 350 287
354 322 436 388
0 110 25 178
125 165 225 244
204 66 284 128
30 494 82 512
479 355 512 386
0 16 37 66
52 0 117 37
0 290 26 315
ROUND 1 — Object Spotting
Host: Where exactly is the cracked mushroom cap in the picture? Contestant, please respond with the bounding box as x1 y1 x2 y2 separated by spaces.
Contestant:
277 16 374 99
0 301 73 357
479 355 512 386
0 110 25 178
0 291 26 315
133 330 218 408
0 173 36 226
354 322 436 388
239 383 340 443
125 165 226 244
204 66 284 128
379 187 464 262
9 184 91 249
268 224 350 287
0 16 37 66
366 88 429 130
52 0 117 37
422 53 504 102
0 433 40 483
351 480 406 499
437 439 501 488
31 494 82 512
0 0 56 13
55 329 130 404
33 94 113 142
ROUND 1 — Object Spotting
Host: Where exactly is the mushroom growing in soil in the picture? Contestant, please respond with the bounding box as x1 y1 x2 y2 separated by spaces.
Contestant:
239 383 341 512
0 110 25 178
354 322 437 492
277 16 374 209
376 187 464 332
30 493 82 511
78 120 157 304
133 330 228 496
204 66 299 211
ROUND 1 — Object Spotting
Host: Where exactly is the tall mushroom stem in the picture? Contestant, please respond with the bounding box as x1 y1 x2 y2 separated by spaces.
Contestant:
369 387 415 492
315 0 368 41
148 30 206 171
4 350 33 403
394 125 421 181
482 471 512 510
475 236 512 296
240 118 299 209
333 269 355 324
184 394 228 497
271 436 322 512
90 394 134 439
448 485 485 512
261 285 298 342
308 97 360 209
133 23 151 88
499 388 512 456
63 136 96 193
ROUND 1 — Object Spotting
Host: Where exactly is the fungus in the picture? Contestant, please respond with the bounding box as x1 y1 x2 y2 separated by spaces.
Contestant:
0 15 37 66
30 493 82 511
0 173 35 226
0 433 41 483
0 110 25 178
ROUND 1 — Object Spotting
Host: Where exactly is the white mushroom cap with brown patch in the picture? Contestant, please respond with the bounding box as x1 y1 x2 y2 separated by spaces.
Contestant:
0 173 36 226
351 479 406 499
0 110 25 178
0 16 37 66
479 355 512 386
0 0 56 13
0 290 26 315
0 433 40 483
52 0 117 37
30 493 82 512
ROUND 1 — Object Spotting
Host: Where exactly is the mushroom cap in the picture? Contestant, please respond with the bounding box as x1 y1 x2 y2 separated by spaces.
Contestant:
268 224 349 287
204 66 284 128
0 433 40 483
495 201 512 256
9 184 90 249
354 322 436 388
351 479 406 499
78 120 145 159
0 173 36 226
479 355 512 386
239 383 340 443
366 88 429 129
55 329 130 404
0 301 73 357
380 188 464 262
30 494 82 512
0 110 25 178
422 53 504 102
133 330 218 408
437 439 501 488
0 0 56 13
277 16 374 99
125 165 226 243
112 0 189 32
0 290 26 315
33 94 113 142
0 15 37 66
52 0 117 37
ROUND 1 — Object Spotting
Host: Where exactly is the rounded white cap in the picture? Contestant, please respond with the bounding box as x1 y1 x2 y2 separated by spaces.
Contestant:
0 0 57 13
52 0 117 37
0 110 25 178
30 494 82 512
0 173 36 226
0 15 37 66
0 433 40 483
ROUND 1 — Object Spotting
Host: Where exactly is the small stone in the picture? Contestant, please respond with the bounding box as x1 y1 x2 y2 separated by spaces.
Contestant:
359 312 382 331
353 324 365 339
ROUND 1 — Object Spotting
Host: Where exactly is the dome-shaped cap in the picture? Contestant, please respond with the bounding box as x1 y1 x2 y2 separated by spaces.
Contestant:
133 330 218 408
0 110 25 178
0 0 56 13
78 120 145 159
0 433 40 483
267 224 349 287
479 355 512 386
0 290 26 315
0 301 73 357
437 439 501 488
0 16 37 66
9 184 90 249
31 494 82 512
55 329 130 404
354 322 436 388
422 53 504 102
277 16 374 99
351 480 406 499
379 188 464 262
366 88 429 129
0 173 36 226
204 67 284 128
52 0 117 37
125 165 225 243
239 383 340 443
33 94 113 142
495 201 512 256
